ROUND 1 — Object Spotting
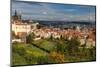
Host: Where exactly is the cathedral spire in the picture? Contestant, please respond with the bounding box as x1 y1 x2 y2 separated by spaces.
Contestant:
15 10 17 16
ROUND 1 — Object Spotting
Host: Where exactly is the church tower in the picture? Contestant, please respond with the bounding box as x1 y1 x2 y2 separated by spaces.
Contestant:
12 10 22 24
12 10 22 21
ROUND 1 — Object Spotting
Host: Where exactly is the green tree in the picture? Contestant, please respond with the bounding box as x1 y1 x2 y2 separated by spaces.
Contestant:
50 35 53 40
87 47 96 60
26 33 35 44
56 42 66 54
12 31 16 39
66 38 80 56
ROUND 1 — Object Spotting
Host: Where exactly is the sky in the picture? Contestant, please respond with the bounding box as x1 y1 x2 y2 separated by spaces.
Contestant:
11 0 96 22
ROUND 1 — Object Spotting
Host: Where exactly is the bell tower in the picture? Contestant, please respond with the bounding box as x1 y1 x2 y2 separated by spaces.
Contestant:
13 10 22 21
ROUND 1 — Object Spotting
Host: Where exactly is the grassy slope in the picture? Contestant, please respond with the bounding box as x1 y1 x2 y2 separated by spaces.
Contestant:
12 39 96 66
12 43 48 65
33 39 56 51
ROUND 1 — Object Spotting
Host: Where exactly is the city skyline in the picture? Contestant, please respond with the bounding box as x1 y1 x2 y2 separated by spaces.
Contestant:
12 0 96 22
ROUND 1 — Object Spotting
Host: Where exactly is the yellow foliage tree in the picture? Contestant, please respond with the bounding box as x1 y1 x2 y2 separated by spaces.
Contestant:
49 51 65 63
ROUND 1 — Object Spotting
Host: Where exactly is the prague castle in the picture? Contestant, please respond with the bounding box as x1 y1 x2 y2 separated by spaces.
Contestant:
12 10 38 42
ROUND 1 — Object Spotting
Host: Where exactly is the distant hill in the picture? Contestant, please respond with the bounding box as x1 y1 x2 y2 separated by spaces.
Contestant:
34 20 95 26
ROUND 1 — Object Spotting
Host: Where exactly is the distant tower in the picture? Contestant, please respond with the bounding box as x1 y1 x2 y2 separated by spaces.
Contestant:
12 10 22 24
15 10 17 16
12 10 22 21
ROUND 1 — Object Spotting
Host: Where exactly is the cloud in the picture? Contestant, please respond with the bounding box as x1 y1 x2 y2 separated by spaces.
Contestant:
12 1 96 22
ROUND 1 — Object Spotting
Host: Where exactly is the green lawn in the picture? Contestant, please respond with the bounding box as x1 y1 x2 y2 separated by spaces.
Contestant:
33 39 56 51
12 42 48 66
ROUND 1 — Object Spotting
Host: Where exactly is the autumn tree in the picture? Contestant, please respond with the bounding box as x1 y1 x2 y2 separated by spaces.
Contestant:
49 51 65 63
